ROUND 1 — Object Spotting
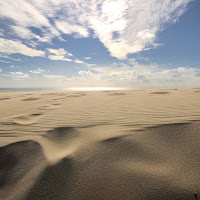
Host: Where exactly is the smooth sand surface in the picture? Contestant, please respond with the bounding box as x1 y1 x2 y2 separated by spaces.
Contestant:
0 88 200 200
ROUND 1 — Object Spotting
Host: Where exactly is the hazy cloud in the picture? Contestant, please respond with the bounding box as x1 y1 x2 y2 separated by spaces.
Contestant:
0 54 21 62
30 68 45 74
0 38 45 57
10 71 29 79
77 63 200 88
43 74 66 79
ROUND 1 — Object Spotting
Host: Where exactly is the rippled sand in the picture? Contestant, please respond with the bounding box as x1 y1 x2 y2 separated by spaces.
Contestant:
0 88 200 200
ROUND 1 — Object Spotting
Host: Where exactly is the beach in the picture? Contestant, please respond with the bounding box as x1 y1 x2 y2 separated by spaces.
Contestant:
0 88 200 200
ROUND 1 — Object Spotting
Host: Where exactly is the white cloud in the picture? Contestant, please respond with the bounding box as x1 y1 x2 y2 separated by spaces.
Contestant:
88 0 192 59
0 68 2 72
0 0 60 42
1 64 199 88
12 26 35 40
55 20 89 38
76 63 200 88
47 48 66 56
68 53 73 57
43 74 66 79
47 48 85 63
47 48 73 62
78 70 97 79
0 54 21 62
84 57 92 60
0 59 10 64
0 0 192 59
10 71 29 79
30 68 45 74
48 55 72 62
87 63 96 67
0 38 45 57
74 59 85 64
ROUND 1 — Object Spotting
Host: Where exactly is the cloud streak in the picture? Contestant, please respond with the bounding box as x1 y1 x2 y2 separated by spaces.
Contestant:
10 71 29 80
0 38 45 57
0 0 192 59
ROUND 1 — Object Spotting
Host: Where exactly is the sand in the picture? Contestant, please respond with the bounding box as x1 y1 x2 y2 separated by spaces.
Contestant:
0 88 200 200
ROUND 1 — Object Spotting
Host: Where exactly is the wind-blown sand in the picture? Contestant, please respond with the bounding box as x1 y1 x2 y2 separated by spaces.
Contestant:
0 88 200 200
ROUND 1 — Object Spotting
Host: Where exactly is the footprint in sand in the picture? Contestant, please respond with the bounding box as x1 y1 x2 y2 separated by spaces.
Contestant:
39 105 58 110
12 113 43 125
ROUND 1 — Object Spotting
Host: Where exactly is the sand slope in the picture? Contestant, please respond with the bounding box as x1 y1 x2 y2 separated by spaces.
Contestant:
0 88 200 199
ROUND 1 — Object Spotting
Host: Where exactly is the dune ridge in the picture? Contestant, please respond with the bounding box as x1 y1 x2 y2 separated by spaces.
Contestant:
0 88 200 199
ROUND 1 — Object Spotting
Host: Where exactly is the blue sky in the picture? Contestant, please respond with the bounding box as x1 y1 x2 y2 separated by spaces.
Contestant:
0 0 199 88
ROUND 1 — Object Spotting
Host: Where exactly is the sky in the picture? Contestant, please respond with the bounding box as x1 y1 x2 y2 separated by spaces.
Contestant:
0 0 199 89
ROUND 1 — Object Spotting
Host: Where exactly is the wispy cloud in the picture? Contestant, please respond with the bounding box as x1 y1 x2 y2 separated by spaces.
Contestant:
74 59 85 64
0 0 192 59
10 71 29 80
84 57 92 60
0 68 2 72
55 20 89 38
43 74 66 79
0 54 21 62
0 38 45 57
47 48 73 62
46 48 86 64
30 68 44 74
0 59 10 64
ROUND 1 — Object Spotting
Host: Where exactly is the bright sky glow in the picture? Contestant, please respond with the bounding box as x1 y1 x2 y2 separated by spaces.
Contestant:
0 0 199 88
65 87 123 91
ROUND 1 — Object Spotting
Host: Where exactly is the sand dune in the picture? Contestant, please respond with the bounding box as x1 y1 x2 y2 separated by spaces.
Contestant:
0 88 200 199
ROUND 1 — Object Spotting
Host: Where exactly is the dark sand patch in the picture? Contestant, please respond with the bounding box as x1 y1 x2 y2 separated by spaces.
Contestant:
1 122 20 126
24 157 74 200
0 140 47 200
0 135 18 137
12 113 44 125
0 98 11 101
44 127 79 142
51 98 64 100
38 105 58 110
22 98 40 101
30 113 43 116
101 136 123 143
150 91 169 94
52 103 61 106
41 93 57 96
109 92 126 95
67 94 86 97
0 133 17 137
